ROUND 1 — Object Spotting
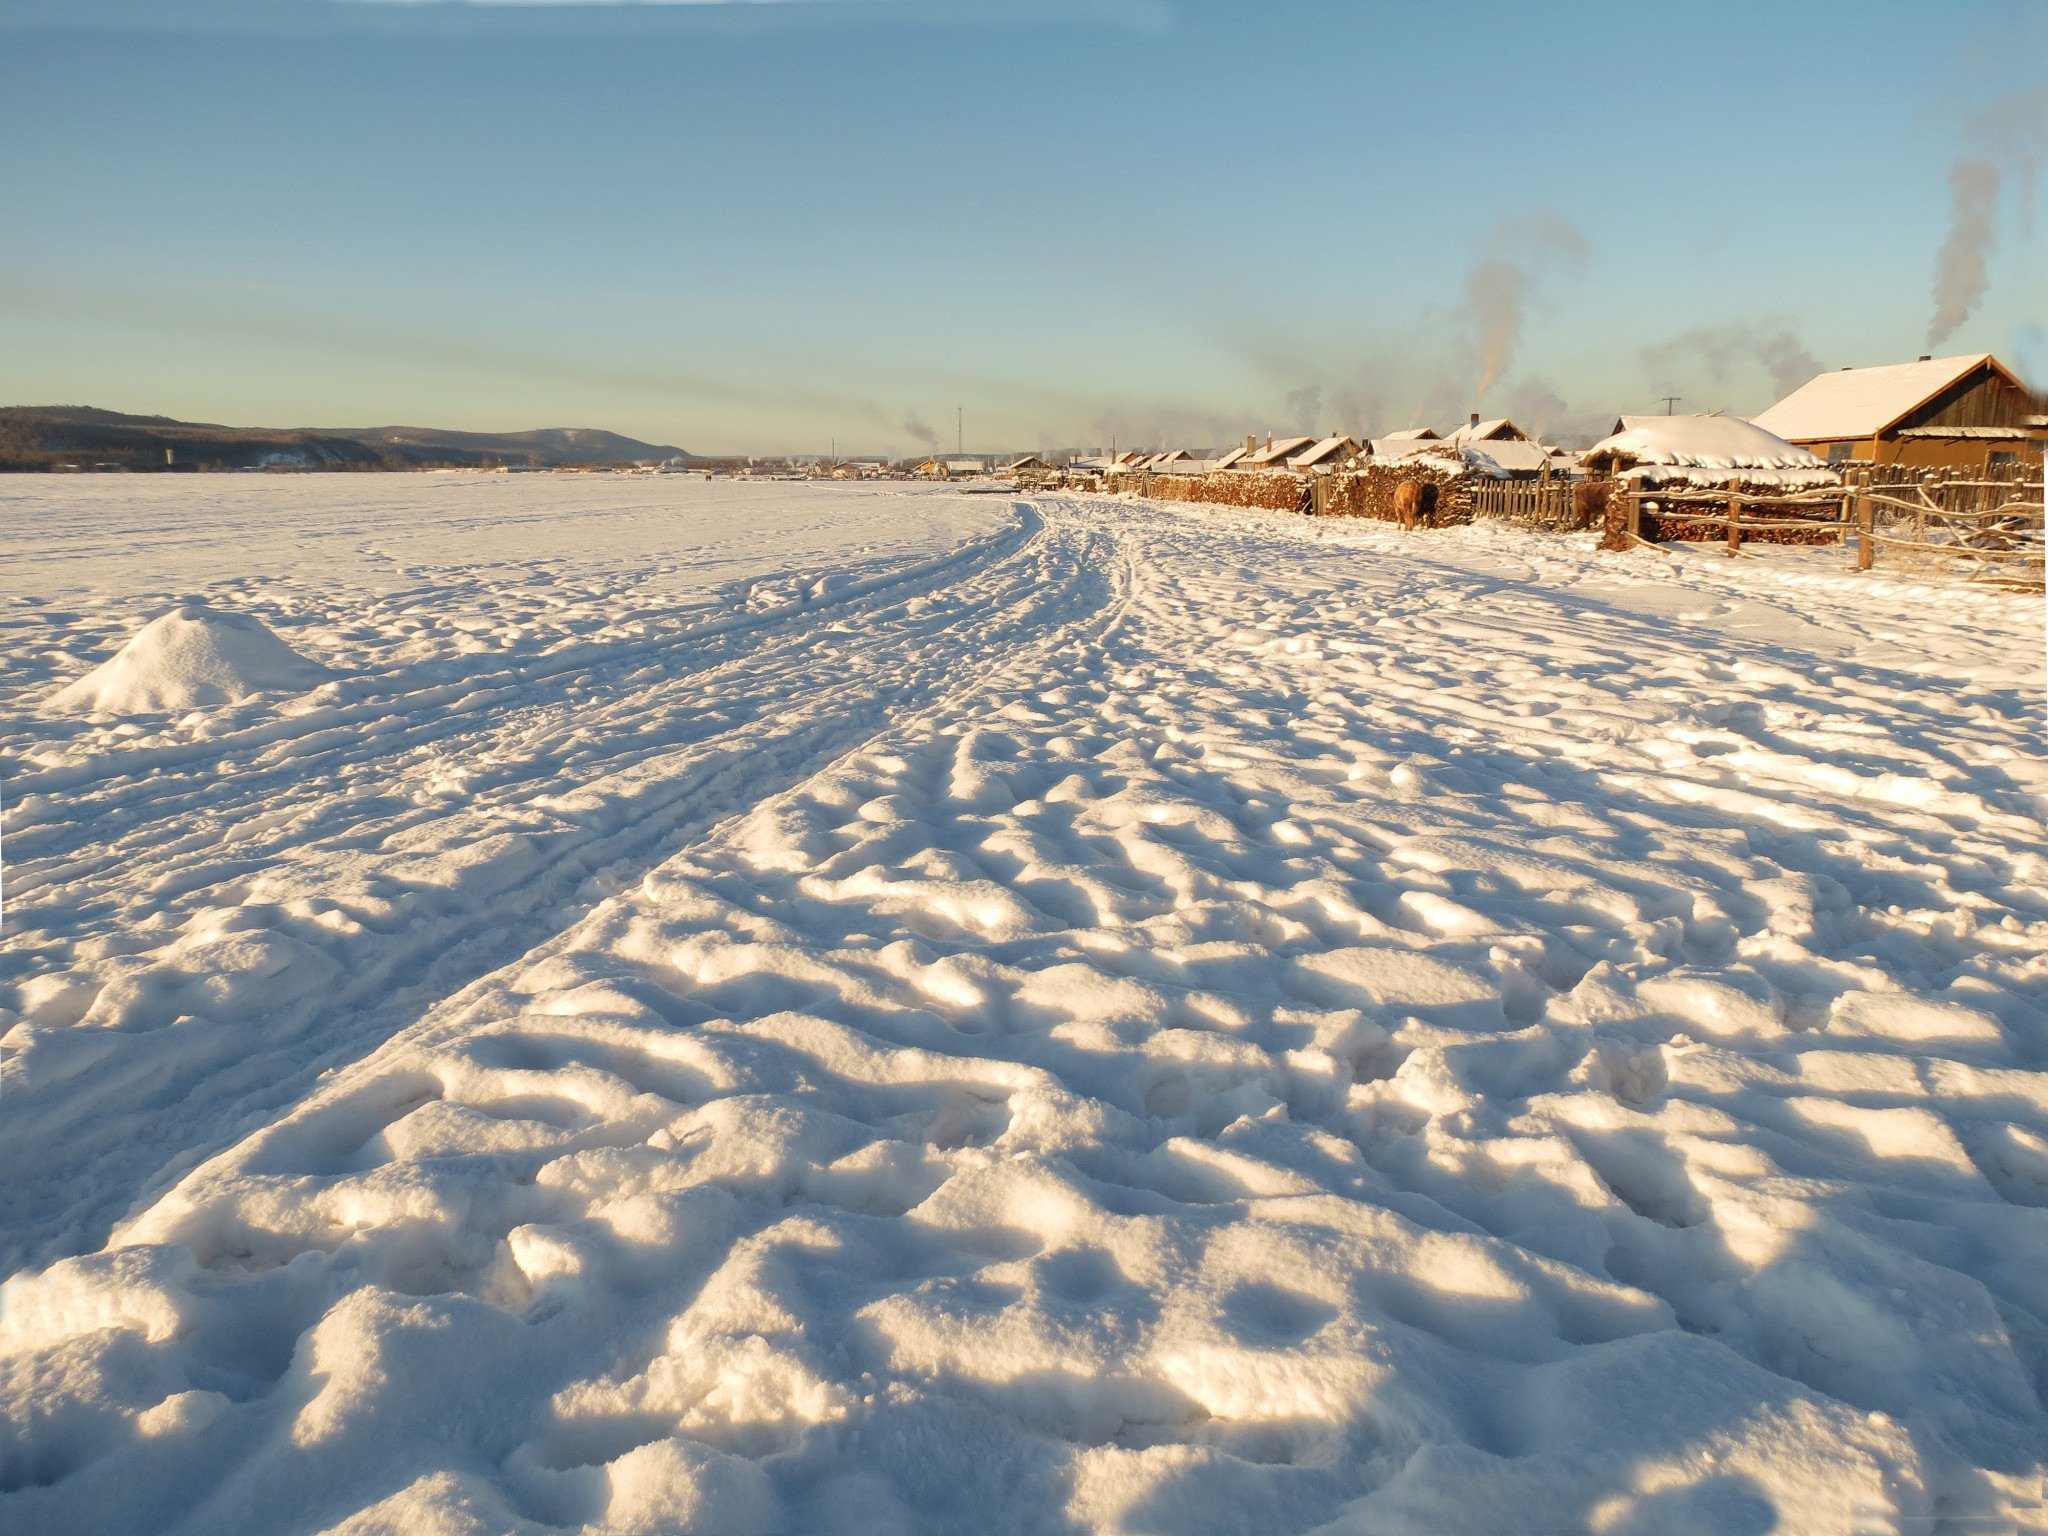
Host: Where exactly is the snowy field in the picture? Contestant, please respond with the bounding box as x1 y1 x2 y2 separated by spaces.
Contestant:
3 475 2046 1536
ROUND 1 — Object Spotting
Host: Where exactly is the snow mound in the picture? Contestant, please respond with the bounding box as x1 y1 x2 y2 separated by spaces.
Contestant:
46 605 333 715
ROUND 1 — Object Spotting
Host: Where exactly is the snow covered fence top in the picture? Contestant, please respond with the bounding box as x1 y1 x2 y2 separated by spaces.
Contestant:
1583 414 1842 490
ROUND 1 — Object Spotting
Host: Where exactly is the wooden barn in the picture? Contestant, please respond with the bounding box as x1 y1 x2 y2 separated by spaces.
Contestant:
1750 354 2046 471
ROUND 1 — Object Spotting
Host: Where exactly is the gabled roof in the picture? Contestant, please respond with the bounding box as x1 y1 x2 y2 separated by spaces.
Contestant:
1288 435 1360 469
1245 435 1316 466
1750 354 2018 441
1376 427 1440 442
1445 418 1527 446
1211 445 1250 470
1002 454 1045 470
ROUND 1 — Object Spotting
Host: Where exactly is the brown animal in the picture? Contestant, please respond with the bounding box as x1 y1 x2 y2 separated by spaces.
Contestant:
1392 479 1434 531
1573 480 1614 532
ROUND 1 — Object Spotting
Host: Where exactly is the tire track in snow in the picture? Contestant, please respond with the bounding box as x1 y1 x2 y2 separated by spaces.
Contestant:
0 502 1131 1271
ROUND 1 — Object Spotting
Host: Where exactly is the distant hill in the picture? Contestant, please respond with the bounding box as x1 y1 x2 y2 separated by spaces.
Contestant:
0 407 691 471
321 424 691 465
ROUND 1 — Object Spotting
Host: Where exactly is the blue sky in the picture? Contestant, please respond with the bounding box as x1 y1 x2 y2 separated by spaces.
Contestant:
1 0 2042 454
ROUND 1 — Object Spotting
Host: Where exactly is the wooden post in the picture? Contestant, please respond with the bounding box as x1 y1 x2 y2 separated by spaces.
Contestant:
1627 491 1641 544
1857 470 1874 571
1727 494 1741 557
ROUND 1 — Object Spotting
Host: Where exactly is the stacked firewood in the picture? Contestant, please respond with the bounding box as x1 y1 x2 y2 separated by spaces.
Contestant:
1321 464 1473 526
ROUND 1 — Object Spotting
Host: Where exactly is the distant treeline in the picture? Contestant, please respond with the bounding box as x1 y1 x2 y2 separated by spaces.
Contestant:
0 407 690 472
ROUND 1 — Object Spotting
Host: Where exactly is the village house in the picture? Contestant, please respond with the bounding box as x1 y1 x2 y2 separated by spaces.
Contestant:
1285 435 1361 472
1443 416 1525 447
1750 354 2046 472
1243 435 1317 469
1368 428 1443 460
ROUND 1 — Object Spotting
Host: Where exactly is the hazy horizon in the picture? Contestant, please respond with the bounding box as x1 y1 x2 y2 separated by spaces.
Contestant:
2 0 2042 457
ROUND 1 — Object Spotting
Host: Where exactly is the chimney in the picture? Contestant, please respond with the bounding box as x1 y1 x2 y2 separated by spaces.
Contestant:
1469 413 1480 428
1265 434 1273 451
1245 434 1255 454
1918 355 1931 362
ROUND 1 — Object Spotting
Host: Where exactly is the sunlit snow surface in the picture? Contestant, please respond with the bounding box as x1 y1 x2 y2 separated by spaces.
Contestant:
3 476 2046 1536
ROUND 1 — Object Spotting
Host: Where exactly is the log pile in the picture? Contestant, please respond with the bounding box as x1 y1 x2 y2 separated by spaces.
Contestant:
1319 464 1474 526
1137 470 1310 513
1639 501 1841 546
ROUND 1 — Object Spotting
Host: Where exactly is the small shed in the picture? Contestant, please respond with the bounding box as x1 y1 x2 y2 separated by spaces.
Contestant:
1750 354 2044 471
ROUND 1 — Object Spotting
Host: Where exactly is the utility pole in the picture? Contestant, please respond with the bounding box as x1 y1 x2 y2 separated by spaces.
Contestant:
956 407 962 457
1660 396 1682 415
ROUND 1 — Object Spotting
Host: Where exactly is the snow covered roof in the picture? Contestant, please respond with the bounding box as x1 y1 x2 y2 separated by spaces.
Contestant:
1749 354 2009 442
1371 434 1449 462
1287 435 1360 469
1588 415 1825 470
1211 445 1250 470
1458 440 1553 476
1245 436 1316 467
1376 427 1440 442
1445 418 1527 447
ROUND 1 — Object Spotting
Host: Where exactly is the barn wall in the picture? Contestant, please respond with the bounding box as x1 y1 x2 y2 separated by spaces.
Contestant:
1875 436 2044 471
1899 367 2035 432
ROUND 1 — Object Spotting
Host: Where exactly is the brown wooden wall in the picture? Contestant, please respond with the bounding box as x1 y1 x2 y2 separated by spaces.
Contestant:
1898 367 2036 431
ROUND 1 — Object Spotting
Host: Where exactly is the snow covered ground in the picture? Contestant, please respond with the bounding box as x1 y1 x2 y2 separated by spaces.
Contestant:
3 476 2046 1535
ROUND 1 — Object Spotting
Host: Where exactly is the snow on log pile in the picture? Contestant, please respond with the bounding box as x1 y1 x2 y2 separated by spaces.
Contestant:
1581 417 1847 547
1 481 2046 1536
1582 415 1840 492
44 606 335 715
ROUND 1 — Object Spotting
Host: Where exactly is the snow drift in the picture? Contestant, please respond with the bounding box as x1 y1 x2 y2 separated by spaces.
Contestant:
45 606 333 715
2 478 2044 1536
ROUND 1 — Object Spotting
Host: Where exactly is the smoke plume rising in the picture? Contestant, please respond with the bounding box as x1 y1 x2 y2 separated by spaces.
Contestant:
902 413 939 450
1642 323 1822 404
1928 161 2002 349
1469 209 1588 403
1924 84 2046 349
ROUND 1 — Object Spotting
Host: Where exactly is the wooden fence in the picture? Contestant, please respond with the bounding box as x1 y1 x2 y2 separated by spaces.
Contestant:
1468 480 1583 531
1594 469 2043 586
1092 457 2042 587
